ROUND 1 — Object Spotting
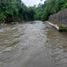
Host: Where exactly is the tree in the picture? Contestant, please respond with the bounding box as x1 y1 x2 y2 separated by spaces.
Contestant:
35 0 67 20
0 0 36 23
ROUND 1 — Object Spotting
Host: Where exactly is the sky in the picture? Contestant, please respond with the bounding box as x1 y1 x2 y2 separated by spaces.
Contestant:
22 0 45 7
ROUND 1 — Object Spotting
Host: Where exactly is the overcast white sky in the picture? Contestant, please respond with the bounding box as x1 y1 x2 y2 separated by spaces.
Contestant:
22 0 45 6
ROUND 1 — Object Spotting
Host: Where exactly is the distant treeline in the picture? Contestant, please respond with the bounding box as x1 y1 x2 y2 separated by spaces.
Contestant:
0 0 67 23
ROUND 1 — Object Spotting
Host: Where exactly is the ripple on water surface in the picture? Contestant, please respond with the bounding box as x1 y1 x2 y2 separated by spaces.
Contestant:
0 25 20 51
47 27 67 67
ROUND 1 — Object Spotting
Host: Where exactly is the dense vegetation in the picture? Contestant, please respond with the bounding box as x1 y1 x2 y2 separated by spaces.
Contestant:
59 24 67 32
0 0 35 23
0 0 67 23
35 0 67 20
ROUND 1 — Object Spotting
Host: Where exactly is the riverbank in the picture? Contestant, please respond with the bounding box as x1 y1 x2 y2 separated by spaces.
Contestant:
46 21 67 32
46 21 59 30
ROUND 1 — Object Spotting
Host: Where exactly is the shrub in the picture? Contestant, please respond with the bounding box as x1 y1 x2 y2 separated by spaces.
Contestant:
59 24 67 32
0 12 6 23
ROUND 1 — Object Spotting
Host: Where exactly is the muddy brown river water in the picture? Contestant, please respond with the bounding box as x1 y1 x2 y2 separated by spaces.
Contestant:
0 21 67 67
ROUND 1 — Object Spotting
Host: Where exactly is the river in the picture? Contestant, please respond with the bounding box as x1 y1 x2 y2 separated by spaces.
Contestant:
0 21 67 67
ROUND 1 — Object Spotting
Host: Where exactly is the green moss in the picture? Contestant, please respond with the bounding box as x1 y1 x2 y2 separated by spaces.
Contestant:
59 24 67 32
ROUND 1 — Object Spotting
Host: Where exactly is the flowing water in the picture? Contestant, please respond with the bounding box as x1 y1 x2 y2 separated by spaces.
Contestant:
47 25 67 67
0 21 67 67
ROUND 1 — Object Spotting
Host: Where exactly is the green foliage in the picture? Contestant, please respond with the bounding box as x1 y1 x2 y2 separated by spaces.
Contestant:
35 0 67 21
0 12 6 23
59 24 67 32
0 0 35 23
62 3 67 8
23 7 35 21
0 0 67 23
34 4 44 20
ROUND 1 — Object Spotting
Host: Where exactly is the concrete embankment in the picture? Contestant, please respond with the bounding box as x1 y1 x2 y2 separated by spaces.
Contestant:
46 21 59 30
49 9 67 25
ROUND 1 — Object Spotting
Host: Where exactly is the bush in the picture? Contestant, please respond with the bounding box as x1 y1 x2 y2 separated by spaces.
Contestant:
59 24 67 32
0 12 6 23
